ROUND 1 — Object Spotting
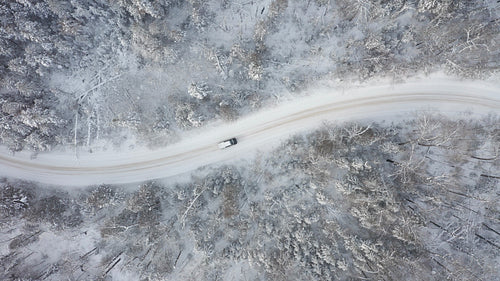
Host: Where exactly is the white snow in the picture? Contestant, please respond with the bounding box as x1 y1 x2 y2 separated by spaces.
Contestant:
0 74 499 186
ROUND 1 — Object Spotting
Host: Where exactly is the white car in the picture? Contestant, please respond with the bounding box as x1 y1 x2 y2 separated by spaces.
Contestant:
218 138 238 149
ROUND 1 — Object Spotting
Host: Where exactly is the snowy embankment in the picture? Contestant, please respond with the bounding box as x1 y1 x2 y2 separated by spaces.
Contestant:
0 75 499 186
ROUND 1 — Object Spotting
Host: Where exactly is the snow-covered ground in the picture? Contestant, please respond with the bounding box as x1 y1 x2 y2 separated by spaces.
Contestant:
1 75 499 186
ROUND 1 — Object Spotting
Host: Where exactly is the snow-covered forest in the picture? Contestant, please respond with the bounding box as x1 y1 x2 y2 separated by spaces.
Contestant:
1 0 499 151
1 115 499 280
1 0 500 280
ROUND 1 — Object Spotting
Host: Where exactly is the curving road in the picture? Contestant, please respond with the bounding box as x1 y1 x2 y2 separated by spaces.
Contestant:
1 77 499 186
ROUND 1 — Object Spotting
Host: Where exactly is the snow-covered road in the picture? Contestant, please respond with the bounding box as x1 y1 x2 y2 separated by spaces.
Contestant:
1 76 499 186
